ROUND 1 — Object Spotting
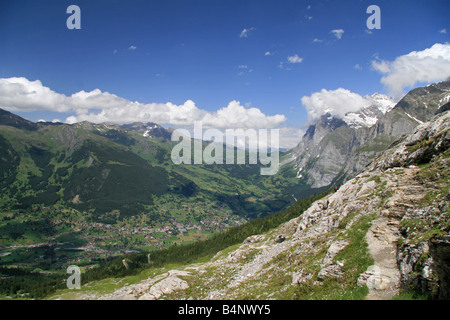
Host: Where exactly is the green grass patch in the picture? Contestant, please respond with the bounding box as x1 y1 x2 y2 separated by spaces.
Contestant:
293 214 376 300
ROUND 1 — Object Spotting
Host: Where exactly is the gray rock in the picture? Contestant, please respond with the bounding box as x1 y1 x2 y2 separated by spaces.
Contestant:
321 240 349 267
357 265 383 289
430 236 450 299
397 242 437 298
317 262 345 281
369 110 450 171
292 270 313 285
139 276 189 300
244 235 265 244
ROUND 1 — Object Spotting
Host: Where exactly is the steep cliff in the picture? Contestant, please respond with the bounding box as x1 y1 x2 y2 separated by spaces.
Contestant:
291 80 450 189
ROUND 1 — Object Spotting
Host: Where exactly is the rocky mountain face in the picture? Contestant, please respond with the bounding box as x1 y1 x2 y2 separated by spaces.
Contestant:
291 80 450 189
53 109 449 300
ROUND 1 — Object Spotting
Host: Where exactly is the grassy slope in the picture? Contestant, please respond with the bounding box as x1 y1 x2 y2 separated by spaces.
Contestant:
47 143 450 300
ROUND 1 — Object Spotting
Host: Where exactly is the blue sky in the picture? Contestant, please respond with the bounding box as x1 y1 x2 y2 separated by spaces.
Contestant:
0 0 449 148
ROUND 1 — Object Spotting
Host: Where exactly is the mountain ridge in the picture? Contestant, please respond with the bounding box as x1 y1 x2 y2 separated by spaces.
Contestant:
0 107 310 291
1 81 449 300
48 108 450 300
291 80 450 188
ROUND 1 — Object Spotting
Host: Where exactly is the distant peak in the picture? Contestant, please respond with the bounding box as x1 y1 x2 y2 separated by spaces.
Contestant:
0 108 38 131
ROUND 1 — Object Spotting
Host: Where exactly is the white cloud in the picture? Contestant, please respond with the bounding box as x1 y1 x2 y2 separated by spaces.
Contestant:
278 127 305 150
201 100 286 129
0 77 286 129
128 45 137 50
265 51 272 56
301 88 373 122
371 43 450 99
239 27 256 38
439 29 447 34
354 64 362 70
371 59 390 73
330 29 344 40
0 77 69 112
287 54 303 64
313 38 323 43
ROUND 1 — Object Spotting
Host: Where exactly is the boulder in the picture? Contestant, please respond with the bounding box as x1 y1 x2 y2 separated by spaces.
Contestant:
317 262 345 281
139 276 189 300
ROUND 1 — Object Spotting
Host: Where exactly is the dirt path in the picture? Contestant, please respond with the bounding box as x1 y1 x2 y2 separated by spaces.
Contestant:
364 216 401 300
364 167 427 300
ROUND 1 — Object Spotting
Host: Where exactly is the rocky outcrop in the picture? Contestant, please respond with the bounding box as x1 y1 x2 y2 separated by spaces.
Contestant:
317 240 349 282
429 236 450 300
397 242 437 297
397 205 450 300
138 274 189 300
396 236 450 300
96 270 191 300
369 111 450 171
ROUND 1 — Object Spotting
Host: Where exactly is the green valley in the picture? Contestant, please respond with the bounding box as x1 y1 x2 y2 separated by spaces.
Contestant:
0 110 314 298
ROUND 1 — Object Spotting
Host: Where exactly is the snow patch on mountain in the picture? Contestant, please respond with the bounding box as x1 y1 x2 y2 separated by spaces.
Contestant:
405 112 424 124
343 93 395 128
439 92 450 105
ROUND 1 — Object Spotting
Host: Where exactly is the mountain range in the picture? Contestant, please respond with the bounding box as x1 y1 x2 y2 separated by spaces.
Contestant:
289 80 450 188
47 92 450 301
0 106 313 287
0 80 449 299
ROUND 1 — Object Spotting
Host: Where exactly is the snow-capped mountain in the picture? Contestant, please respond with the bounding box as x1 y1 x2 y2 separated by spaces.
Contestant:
343 93 395 129
121 122 172 140
289 80 450 189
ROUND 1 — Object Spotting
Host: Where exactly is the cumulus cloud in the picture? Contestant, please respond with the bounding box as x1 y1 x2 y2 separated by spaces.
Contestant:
0 77 69 112
287 54 303 64
201 100 286 129
0 77 286 129
128 45 137 50
301 88 373 122
278 127 305 150
239 27 256 38
330 29 344 40
371 43 450 99
371 58 390 73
